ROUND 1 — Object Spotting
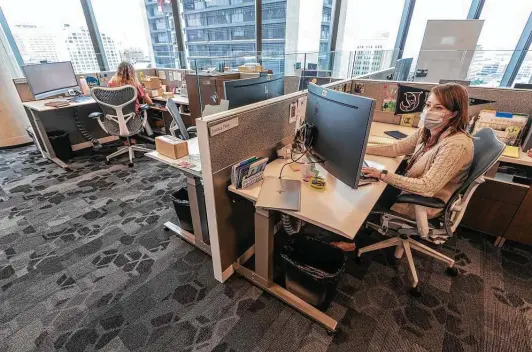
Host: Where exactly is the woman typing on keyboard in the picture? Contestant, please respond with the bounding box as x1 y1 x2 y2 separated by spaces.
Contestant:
333 83 474 251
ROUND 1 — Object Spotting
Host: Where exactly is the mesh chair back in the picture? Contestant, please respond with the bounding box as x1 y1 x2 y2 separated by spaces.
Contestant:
91 86 141 137
443 128 505 223
166 98 190 140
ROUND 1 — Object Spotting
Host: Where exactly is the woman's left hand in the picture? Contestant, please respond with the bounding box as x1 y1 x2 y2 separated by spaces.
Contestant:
361 167 383 180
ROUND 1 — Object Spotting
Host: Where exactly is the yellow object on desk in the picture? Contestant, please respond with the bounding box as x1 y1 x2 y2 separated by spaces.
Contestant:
368 136 395 146
503 146 520 158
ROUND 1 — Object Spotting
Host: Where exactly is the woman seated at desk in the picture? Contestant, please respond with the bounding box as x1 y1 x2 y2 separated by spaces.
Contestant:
333 83 474 251
108 61 153 110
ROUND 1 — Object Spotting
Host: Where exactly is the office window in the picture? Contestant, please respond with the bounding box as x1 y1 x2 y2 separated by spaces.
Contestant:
91 0 157 70
182 0 256 68
1 0 98 73
514 51 532 85
467 0 532 87
402 0 471 67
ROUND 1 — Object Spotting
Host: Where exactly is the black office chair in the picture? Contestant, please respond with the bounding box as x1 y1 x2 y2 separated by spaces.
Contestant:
358 128 505 296
166 98 197 140
89 85 152 167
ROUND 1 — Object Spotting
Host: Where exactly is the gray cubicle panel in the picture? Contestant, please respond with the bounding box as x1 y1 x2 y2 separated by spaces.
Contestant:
348 79 532 123
196 92 303 281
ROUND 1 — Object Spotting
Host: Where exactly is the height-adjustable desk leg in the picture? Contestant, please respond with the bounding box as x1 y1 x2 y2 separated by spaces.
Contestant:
27 109 70 170
187 175 211 254
234 207 338 333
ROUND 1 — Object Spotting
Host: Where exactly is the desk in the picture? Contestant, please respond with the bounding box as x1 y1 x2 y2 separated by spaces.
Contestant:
145 138 210 255
151 95 193 133
227 122 414 332
22 97 117 169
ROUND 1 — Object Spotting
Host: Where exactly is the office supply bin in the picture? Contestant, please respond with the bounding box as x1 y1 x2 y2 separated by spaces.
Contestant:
170 189 194 233
47 130 73 161
281 236 346 309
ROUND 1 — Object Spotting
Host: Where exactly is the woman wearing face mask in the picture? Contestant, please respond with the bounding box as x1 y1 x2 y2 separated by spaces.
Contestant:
333 83 473 252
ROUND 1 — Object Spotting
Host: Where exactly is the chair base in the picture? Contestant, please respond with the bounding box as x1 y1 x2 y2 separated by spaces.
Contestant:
106 144 151 165
357 232 456 290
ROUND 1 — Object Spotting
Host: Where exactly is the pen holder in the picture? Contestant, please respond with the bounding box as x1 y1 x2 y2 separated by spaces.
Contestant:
240 171 264 189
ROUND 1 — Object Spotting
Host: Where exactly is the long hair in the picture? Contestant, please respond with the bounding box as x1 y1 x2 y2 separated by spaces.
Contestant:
421 83 470 147
111 61 139 87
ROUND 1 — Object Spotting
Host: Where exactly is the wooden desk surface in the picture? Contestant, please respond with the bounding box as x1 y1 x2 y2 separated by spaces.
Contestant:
22 97 96 112
152 94 189 105
228 123 409 240
145 138 201 178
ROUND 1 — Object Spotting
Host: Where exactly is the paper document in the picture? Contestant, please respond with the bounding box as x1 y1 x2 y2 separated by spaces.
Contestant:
158 71 166 79
203 99 229 116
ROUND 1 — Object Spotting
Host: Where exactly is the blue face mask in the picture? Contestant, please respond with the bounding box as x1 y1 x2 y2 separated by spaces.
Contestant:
419 110 449 130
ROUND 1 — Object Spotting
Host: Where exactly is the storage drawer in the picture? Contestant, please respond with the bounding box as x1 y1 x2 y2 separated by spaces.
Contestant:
474 178 528 206
461 195 518 237
504 187 532 245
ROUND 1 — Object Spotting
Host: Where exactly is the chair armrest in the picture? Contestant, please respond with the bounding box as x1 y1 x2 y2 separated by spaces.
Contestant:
187 126 197 133
88 112 103 119
139 104 149 111
396 194 446 209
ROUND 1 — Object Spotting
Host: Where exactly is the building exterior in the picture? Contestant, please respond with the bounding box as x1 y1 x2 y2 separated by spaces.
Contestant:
63 25 100 73
11 24 60 64
144 0 179 68
351 33 393 77
318 0 333 69
101 33 121 70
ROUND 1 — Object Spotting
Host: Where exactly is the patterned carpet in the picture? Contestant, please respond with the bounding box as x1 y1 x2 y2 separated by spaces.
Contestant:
0 145 531 352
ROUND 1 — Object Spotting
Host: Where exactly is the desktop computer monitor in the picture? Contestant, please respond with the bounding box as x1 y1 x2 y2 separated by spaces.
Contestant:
305 83 376 188
224 73 284 109
393 58 413 81
23 61 79 100
514 83 532 90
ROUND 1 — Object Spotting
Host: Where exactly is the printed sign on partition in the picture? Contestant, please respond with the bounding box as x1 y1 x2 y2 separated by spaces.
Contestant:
210 117 239 136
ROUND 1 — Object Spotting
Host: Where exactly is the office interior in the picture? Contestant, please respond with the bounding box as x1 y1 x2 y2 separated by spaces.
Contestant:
1 0 532 351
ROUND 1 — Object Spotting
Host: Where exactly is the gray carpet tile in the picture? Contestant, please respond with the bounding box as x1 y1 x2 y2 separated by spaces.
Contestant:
0 145 531 352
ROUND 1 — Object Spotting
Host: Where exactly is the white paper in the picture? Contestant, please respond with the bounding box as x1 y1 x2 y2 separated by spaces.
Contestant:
203 100 230 117
158 70 166 79
295 96 307 122
176 72 182 81
289 102 297 123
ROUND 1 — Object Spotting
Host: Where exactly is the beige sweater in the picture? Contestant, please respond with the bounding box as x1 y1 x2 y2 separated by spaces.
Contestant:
366 129 474 219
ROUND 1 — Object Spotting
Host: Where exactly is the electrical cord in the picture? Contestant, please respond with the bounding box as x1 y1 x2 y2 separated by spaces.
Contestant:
74 107 102 150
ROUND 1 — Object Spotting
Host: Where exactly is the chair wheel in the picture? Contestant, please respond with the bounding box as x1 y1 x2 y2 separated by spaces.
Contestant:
409 286 422 297
446 267 458 277
327 328 338 336
105 160 110 165
128 163 134 167
164 227 170 232
354 255 363 265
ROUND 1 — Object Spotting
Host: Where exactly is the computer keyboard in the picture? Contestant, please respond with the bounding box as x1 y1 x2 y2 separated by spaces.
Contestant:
368 136 394 145
67 95 92 103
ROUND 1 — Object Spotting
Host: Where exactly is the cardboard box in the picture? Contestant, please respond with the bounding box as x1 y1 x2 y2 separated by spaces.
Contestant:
163 92 174 98
144 76 162 89
147 87 164 98
238 63 263 73
155 135 189 159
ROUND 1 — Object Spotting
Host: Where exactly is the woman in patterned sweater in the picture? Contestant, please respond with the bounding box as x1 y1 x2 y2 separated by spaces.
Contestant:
334 83 474 252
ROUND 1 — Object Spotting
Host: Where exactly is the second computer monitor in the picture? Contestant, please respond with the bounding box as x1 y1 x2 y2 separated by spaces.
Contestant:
305 83 376 188
224 73 284 109
23 61 79 100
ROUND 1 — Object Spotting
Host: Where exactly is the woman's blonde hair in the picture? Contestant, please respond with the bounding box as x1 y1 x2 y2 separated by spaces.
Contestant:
421 83 470 147
111 61 139 87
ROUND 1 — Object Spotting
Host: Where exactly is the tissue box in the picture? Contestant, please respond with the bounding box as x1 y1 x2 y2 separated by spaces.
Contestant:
155 136 189 159
144 76 162 89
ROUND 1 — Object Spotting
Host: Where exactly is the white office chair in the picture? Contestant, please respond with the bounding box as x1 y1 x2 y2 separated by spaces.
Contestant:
89 85 152 167
357 128 505 296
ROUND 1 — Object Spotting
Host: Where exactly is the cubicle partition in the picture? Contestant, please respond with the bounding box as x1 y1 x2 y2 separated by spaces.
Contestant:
196 92 302 281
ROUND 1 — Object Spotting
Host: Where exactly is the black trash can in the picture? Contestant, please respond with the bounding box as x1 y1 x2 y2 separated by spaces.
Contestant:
281 236 347 309
171 189 194 233
47 130 73 161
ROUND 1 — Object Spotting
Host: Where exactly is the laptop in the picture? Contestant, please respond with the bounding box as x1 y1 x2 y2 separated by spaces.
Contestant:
255 177 301 211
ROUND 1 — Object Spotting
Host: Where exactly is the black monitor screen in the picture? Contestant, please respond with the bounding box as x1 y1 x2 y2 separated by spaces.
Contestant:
305 83 376 188
224 74 284 109
23 62 78 98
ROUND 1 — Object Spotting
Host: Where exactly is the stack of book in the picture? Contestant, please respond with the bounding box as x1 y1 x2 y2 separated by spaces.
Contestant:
231 156 268 189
